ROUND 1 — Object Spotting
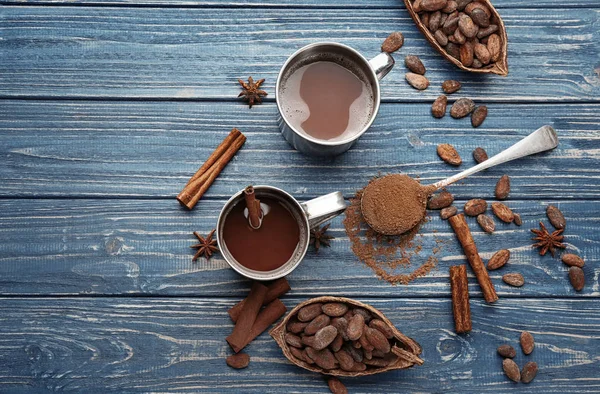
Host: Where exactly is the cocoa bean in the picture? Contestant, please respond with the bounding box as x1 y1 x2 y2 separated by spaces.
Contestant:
330 334 344 352
289 346 305 362
429 11 443 32
459 41 474 66
464 199 487 216
428 191 455 209
287 319 309 334
472 147 488 163
406 73 430 90
421 0 448 12
363 357 391 367
440 12 449 26
285 333 304 348
487 249 510 270
546 205 566 229
465 2 491 18
450 98 475 118
456 0 472 11
420 12 430 26
471 105 488 127
442 13 460 35
363 349 372 360
513 213 522 226
487 34 501 62
521 362 538 384
503 273 525 287
298 303 323 322
569 266 585 291
369 319 395 339
477 24 498 39
322 303 349 317
343 343 363 362
445 42 460 59
347 362 367 372
372 350 386 358
365 327 391 353
358 331 375 352
470 8 490 27
305 314 331 335
413 0 423 12
432 95 448 118
497 344 516 358
346 314 365 341
471 59 482 68
491 202 514 223
313 325 338 350
331 317 349 341
562 254 585 268
520 331 535 354
441 80 461 95
306 347 336 370
495 175 510 200
442 0 458 13
328 377 348 394
405 55 426 75
302 335 317 348
352 308 372 322
334 349 355 371
458 14 478 38
503 358 521 382
434 29 449 46
226 353 250 369
451 28 466 45
302 349 315 364
477 214 495 233
437 144 462 165
382 32 405 53
440 206 458 220
474 43 491 64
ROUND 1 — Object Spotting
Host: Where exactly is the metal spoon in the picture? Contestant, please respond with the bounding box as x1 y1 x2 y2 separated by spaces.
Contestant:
361 125 559 235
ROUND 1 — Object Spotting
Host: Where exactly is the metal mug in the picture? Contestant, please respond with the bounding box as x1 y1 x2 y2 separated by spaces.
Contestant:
216 186 346 281
276 42 395 156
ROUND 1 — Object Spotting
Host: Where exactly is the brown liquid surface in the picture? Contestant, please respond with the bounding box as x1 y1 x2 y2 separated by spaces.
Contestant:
281 61 372 141
223 197 300 272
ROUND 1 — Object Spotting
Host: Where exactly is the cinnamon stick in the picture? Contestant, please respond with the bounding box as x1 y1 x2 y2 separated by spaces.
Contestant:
228 278 290 323
244 185 262 228
186 128 241 187
226 282 268 353
449 214 498 303
232 299 287 353
177 131 246 210
449 264 472 333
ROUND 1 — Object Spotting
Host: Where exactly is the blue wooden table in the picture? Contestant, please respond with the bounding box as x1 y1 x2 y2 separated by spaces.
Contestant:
1 0 599 392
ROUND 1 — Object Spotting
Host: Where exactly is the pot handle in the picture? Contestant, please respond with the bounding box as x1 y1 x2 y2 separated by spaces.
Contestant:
369 52 395 80
300 192 346 229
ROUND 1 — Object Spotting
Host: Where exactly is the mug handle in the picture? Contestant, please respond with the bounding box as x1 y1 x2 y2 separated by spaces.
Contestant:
300 192 347 229
369 52 395 80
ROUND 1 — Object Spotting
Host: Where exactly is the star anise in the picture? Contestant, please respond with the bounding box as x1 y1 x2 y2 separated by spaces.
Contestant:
191 229 219 261
238 76 267 108
310 223 334 253
531 221 566 257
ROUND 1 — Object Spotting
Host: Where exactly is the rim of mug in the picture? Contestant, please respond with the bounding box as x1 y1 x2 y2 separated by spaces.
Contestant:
275 42 382 147
216 185 311 281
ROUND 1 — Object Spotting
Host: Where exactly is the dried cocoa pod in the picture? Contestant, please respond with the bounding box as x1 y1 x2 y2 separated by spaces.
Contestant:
546 205 566 229
369 319 395 339
323 303 349 317
313 326 339 350
305 314 331 335
472 147 488 163
287 319 309 334
458 14 478 38
306 347 337 370
421 0 448 11
520 331 535 354
487 249 510 270
521 362 538 384
285 333 304 348
513 213 522 226
491 202 514 223
503 358 521 382
429 11 443 32
471 105 488 127
440 206 458 220
487 33 501 62
334 349 355 371
569 266 585 291
226 353 250 369
459 41 474 66
298 303 323 322
442 79 461 94
432 95 448 118
562 254 585 268
477 214 495 233
464 199 487 216
331 334 344 352
365 327 391 353
437 144 462 165
382 32 405 53
503 273 525 287
347 314 365 341
434 30 449 46
406 73 430 90
327 377 348 394
497 344 516 358
495 175 510 200
405 55 427 75
427 191 455 209
450 98 475 118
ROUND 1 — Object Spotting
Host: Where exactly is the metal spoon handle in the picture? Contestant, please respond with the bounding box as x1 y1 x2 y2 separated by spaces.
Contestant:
430 125 558 190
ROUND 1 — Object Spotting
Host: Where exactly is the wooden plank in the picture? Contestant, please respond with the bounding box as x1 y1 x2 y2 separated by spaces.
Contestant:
1 7 598 101
0 198 597 296
4 0 600 9
0 296 598 392
1 101 599 199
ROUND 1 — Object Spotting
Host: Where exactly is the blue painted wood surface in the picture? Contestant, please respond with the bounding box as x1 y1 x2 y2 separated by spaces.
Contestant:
0 0 599 392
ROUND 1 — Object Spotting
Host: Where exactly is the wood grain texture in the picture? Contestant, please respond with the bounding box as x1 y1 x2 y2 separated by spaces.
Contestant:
1 7 599 100
0 198 597 296
1 101 599 199
0 296 598 393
